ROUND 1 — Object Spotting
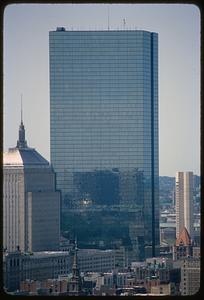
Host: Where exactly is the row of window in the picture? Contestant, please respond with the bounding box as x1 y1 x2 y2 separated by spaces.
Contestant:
50 73 156 78
50 34 155 40
49 44 156 50
50 31 155 35
51 96 153 100
50 70 152 74
53 164 152 170
49 41 154 47
50 124 154 128
50 61 152 66
51 69 154 74
50 90 153 94
50 35 155 40
51 138 154 142
50 102 155 106
50 74 155 79
50 54 153 58
51 65 154 69
50 125 151 130
54 116 155 122
50 54 151 60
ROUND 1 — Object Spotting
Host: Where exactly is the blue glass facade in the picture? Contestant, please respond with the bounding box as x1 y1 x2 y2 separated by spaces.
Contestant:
49 29 159 259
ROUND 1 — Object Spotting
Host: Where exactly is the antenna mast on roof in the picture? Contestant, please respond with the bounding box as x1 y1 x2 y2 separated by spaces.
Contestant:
108 6 110 30
123 18 126 30
21 94 23 124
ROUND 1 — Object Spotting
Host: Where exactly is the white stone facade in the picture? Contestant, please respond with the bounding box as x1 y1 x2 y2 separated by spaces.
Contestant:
175 172 194 239
3 121 60 252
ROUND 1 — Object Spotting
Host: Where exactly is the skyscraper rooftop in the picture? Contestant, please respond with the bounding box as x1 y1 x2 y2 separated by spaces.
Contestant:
4 120 49 166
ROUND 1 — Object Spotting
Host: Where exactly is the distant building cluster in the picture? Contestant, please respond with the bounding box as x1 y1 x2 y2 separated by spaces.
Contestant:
3 227 200 295
4 250 200 296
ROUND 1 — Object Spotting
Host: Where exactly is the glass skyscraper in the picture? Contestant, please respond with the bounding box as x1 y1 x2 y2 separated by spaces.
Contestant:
49 28 159 260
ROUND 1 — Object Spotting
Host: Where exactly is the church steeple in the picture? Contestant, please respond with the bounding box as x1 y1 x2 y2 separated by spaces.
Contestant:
16 96 27 149
68 238 83 295
72 237 79 271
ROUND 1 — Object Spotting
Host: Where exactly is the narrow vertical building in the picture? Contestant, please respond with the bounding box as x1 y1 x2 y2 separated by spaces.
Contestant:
3 119 60 252
49 28 159 259
175 172 194 240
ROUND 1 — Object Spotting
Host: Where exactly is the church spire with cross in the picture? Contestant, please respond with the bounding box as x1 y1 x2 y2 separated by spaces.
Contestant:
16 95 27 149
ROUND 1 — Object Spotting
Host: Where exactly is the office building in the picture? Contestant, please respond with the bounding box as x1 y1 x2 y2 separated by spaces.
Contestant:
3 247 116 293
3 250 72 292
175 172 194 239
78 249 115 273
49 28 159 259
180 257 200 295
3 119 60 252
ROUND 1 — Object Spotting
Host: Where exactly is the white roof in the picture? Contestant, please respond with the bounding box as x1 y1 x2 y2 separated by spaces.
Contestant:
3 149 23 166
3 147 49 167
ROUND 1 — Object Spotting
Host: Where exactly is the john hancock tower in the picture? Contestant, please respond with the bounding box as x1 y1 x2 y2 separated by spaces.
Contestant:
49 28 159 262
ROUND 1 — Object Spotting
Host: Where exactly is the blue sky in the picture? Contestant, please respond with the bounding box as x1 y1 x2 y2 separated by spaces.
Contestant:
3 3 200 176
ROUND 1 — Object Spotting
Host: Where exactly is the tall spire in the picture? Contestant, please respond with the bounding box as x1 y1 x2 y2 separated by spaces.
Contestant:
68 237 82 295
21 94 23 124
72 237 79 273
17 95 27 149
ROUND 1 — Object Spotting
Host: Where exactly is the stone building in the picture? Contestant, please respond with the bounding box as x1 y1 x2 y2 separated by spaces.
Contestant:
173 227 192 260
3 250 72 292
175 172 194 239
3 119 60 252
180 257 200 295
78 249 115 273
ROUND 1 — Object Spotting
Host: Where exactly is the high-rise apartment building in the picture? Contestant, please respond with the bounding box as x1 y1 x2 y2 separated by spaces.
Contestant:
3 120 60 252
175 172 194 240
49 28 159 259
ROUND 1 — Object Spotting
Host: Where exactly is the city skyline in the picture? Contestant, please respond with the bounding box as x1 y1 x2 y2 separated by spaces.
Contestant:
3 3 200 177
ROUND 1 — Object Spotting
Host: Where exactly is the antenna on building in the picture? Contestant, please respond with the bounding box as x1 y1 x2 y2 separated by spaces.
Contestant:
108 5 110 30
21 94 23 124
123 18 126 30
